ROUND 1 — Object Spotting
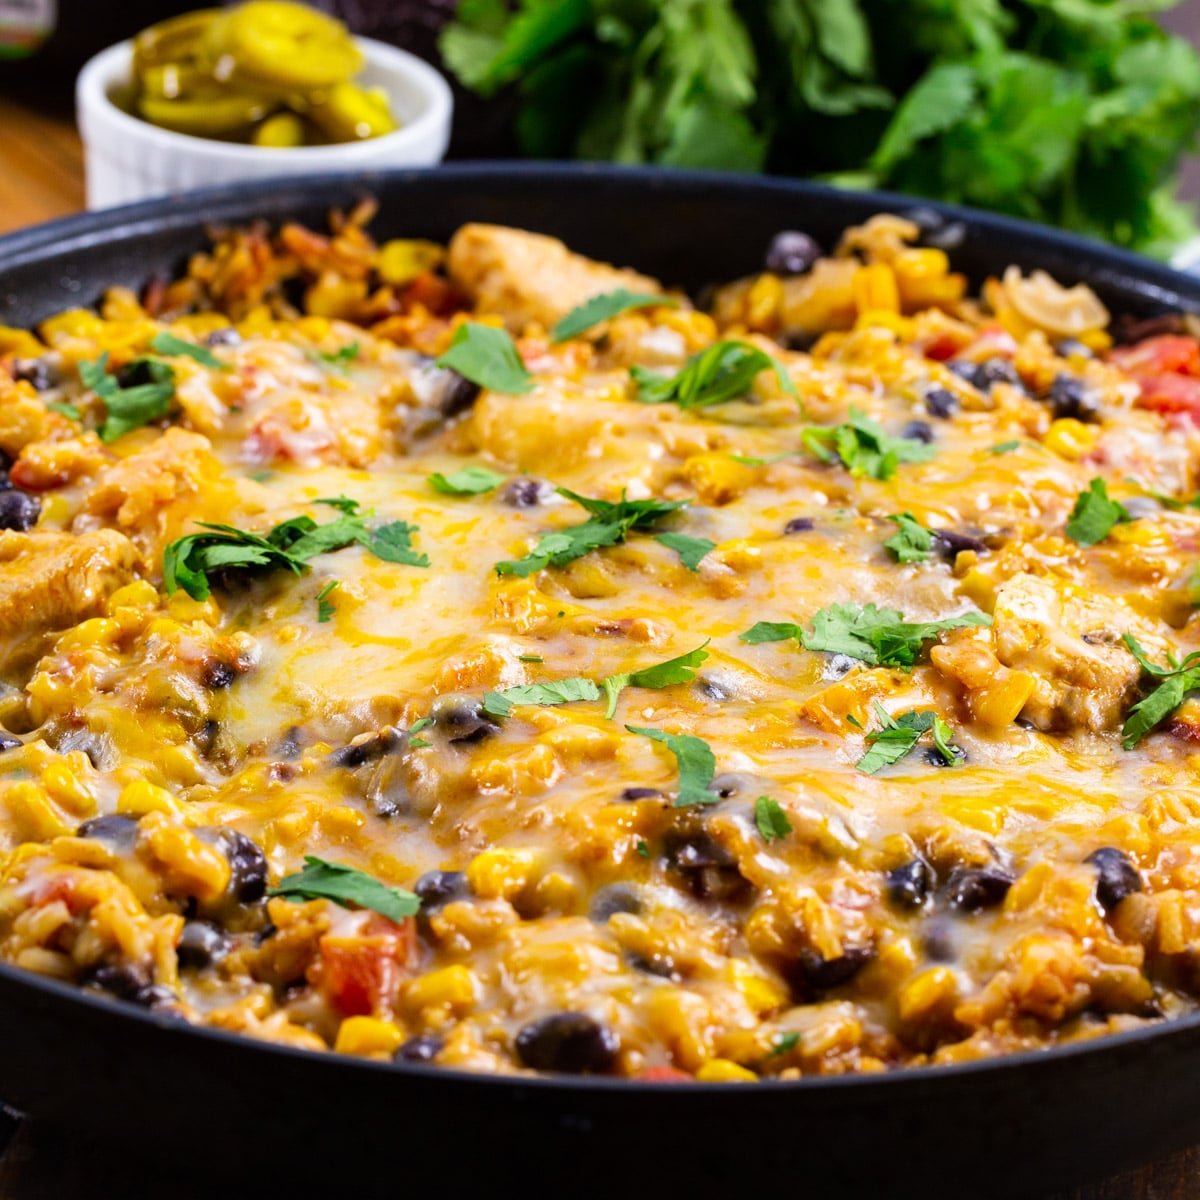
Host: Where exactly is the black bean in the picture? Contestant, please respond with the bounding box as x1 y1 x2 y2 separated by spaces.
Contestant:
1086 847 1143 913
588 883 642 923
696 676 733 702
902 419 935 444
0 491 40 532
1055 338 1092 359
943 866 1014 913
86 963 172 1008
620 786 660 801
710 773 743 799
221 831 268 904
200 660 236 690
176 920 231 969
278 727 303 760
76 813 139 850
624 950 676 979
204 328 242 348
765 231 821 276
924 387 959 419
789 945 874 994
978 358 1021 389
666 833 748 901
0 732 21 753
887 858 934 909
823 654 856 682
948 360 983 389
11 358 60 391
784 516 815 534
921 917 957 962
330 728 402 768
429 696 498 745
395 1034 442 1064
499 478 550 508
935 529 987 558
514 1012 619 1074
925 743 966 767
413 869 469 910
134 984 178 1010
1047 373 1100 422
436 370 481 417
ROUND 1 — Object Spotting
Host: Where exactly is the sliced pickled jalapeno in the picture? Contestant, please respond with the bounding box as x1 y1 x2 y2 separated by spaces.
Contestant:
127 1 398 147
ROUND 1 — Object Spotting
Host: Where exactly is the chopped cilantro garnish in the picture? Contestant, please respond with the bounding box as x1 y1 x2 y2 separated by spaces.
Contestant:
754 795 792 842
740 602 990 669
408 716 433 748
310 342 361 372
1120 633 1200 749
636 839 650 859
655 531 715 571
45 400 81 420
481 677 600 719
268 856 419 922
769 1031 800 1057
883 513 935 563
163 496 427 601
316 579 339 623
855 703 962 774
518 654 544 663
1065 478 1131 546
802 408 935 481
551 289 678 342
436 322 533 394
428 465 507 495
625 725 719 807
602 642 710 718
632 340 796 409
495 488 686 577
80 352 176 442
989 440 1021 455
149 331 226 370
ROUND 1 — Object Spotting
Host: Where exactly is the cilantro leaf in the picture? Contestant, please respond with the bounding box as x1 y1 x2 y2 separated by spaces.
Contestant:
1120 633 1200 749
625 725 719 807
769 1031 800 1057
45 400 81 420
428 465 507 495
602 641 710 718
740 621 804 645
655 531 715 571
268 856 419 922
1065 478 1131 546
803 408 935 481
312 342 360 371
990 440 1021 455
362 521 430 568
551 289 679 342
149 331 225 370
80 353 176 443
495 488 686 577
884 513 935 563
481 677 600 719
754 795 792 842
316 579 339 623
632 340 796 409
855 703 962 774
436 322 533 395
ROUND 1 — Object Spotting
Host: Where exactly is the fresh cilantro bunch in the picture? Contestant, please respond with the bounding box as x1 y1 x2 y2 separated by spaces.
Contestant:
439 0 1200 256
855 702 962 774
1121 634 1200 749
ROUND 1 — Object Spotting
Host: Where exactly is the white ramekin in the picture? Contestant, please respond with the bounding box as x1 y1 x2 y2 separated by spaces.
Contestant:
76 36 453 209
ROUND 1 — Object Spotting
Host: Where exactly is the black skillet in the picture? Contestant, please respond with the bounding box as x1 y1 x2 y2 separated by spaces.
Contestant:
1 165 1199 1199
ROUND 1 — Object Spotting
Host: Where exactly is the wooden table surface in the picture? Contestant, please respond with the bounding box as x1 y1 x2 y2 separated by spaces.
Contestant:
4 43 1200 1195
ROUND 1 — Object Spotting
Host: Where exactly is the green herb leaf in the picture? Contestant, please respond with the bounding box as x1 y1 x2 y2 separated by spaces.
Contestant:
551 289 679 342
854 703 962 774
655 531 715 571
636 839 650 859
769 1031 800 1057
1065 478 1131 546
1120 633 1200 748
602 641 710 718
309 342 361 374
632 340 796 410
739 621 804 645
45 400 81 420
625 725 719 807
989 440 1021 455
482 677 600 719
436 322 533 394
149 331 225 370
754 795 793 842
428 465 507 495
316 579 339 623
268 856 419 922
363 521 430 568
883 513 935 563
80 353 176 443
496 488 686 577
518 654 544 663
802 408 935 481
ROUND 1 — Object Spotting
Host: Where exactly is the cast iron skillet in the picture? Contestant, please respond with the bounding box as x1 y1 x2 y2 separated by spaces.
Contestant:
1 165 1199 1198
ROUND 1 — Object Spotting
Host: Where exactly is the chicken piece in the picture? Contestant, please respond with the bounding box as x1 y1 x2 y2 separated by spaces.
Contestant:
0 528 138 669
447 224 662 334
990 572 1151 733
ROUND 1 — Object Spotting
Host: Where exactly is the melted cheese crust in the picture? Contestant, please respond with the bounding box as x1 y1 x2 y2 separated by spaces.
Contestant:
0 214 1199 1079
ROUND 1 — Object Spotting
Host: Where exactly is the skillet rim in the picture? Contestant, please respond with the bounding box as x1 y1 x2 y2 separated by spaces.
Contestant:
1 160 1199 1098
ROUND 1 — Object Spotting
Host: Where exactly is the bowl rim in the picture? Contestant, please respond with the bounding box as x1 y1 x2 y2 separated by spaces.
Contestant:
75 34 454 162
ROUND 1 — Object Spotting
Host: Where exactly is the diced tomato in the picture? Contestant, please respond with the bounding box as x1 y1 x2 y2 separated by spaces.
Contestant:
921 333 964 362
1110 335 1200 378
637 1066 692 1083
312 916 417 1018
402 271 462 317
1135 372 1200 417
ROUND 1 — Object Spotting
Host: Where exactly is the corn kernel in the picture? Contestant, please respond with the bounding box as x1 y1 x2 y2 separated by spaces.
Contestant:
725 959 788 1015
898 966 959 1024
852 264 900 315
1043 418 1099 460
5 782 71 841
117 780 184 818
40 762 96 818
971 670 1036 728
682 453 755 507
404 965 478 1014
377 240 445 287
466 847 538 902
334 1016 406 1057
696 1059 758 1083
0 325 45 357
141 813 231 901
